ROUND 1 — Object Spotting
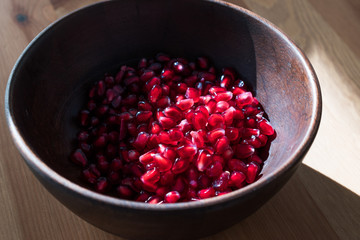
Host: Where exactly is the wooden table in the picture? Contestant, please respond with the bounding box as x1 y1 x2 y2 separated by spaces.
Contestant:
1 0 359 239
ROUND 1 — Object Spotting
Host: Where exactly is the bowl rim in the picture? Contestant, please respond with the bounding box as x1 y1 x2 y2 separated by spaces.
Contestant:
5 0 322 211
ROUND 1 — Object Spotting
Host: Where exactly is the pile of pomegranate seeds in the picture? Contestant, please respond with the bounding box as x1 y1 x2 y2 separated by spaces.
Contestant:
70 53 275 204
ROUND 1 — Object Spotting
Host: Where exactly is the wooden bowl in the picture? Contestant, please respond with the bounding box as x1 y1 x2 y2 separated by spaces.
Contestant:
5 0 321 239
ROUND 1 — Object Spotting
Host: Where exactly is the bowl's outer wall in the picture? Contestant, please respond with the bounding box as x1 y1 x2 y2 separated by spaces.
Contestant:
8 0 320 239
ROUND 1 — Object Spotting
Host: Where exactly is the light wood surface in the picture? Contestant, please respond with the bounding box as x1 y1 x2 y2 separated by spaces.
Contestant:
1 0 359 239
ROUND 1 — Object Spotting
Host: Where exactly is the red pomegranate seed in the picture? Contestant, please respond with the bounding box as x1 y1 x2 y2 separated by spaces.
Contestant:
206 161 223 178
96 177 108 193
247 136 262 148
136 111 152 122
208 114 224 128
258 119 274 136
258 134 268 146
198 187 215 199
190 131 205 148
139 151 155 164
230 171 246 188
235 144 255 159
246 162 259 183
172 157 190 174
172 177 186 193
225 127 239 141
161 68 174 81
110 158 123 171
227 159 247 173
198 72 216 82
193 111 207 130
165 191 181 203
176 99 194 110
117 185 134 199
236 92 253 107
243 128 260 138
196 150 213 172
177 145 197 158
71 149 88 167
169 128 184 141
214 136 230 154
154 154 172 172
164 106 183 119
141 168 160 185
220 74 232 88
133 132 149 150
140 70 155 82
207 128 225 144
216 101 230 112
209 86 226 95
185 87 200 103
214 91 233 102
149 85 162 103
213 171 230 191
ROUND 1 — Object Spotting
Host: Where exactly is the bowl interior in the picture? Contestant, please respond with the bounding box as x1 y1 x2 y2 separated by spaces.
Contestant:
8 0 317 194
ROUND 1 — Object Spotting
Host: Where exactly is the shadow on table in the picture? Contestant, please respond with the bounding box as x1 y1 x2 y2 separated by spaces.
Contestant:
206 164 360 240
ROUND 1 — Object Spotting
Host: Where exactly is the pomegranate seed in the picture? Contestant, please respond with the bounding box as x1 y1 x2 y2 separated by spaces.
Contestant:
172 61 191 76
164 106 183 119
243 128 260 138
159 116 177 129
246 162 259 183
258 119 274 135
172 157 190 174
214 91 233 102
117 185 134 199
154 154 172 172
193 111 207 130
133 132 149 150
141 168 160 184
207 128 225 144
236 92 253 107
209 86 226 95
222 106 235 125
149 85 162 103
206 161 223 178
198 72 216 82
136 111 152 122
198 187 215 199
208 114 224 128
196 150 213 172
165 191 181 203
235 144 255 159
213 171 230 191
145 77 161 91
169 128 184 141
176 99 194 110
220 74 232 88
71 149 88 167
225 127 239 141
95 177 108 193
227 159 247 173
177 145 197 158
216 101 230 112
190 131 205 148
214 136 229 154
185 87 200 103
230 171 246 188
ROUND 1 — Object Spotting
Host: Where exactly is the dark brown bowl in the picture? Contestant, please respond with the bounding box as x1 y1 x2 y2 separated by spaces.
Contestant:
5 0 321 239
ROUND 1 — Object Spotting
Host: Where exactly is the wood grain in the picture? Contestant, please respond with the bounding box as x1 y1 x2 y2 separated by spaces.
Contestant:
0 0 359 239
